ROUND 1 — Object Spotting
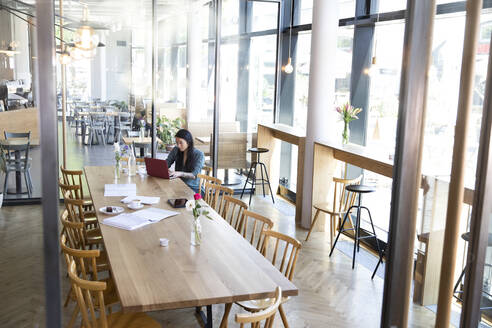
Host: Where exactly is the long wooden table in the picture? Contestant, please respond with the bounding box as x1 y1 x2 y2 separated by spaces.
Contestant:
84 166 298 325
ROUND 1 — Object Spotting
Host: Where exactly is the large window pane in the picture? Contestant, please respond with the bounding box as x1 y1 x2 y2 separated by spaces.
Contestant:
299 0 355 25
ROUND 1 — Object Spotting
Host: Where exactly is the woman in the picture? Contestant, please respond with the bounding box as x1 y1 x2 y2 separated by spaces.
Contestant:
166 129 205 193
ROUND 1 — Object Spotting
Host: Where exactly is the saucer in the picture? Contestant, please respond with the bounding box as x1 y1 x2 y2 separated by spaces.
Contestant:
99 206 124 215
128 203 144 210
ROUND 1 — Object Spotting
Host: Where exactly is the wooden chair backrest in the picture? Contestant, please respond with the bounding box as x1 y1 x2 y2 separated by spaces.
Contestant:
239 210 274 251
120 156 145 164
197 174 222 196
235 287 282 328
332 175 363 214
202 165 213 176
67 260 108 328
260 230 301 281
60 166 87 199
59 179 83 201
220 195 248 232
60 209 87 250
204 183 233 213
60 234 100 281
63 191 87 225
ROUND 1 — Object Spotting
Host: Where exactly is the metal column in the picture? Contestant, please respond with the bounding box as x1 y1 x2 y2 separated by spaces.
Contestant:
35 0 61 327
381 0 436 326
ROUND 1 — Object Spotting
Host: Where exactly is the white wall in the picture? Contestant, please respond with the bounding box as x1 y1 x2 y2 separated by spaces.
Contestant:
0 11 13 81
104 30 132 101
12 15 31 87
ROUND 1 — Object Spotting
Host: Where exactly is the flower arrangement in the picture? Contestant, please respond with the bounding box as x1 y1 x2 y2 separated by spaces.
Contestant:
335 102 363 144
114 143 130 178
185 193 213 245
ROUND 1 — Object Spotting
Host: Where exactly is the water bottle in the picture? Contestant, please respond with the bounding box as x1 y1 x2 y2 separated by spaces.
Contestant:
128 145 136 176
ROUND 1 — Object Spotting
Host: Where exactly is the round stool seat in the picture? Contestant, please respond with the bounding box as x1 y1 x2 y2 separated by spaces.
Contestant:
248 147 269 154
461 232 492 246
345 184 376 193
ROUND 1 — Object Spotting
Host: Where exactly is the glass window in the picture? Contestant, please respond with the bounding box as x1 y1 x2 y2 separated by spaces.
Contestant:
222 0 240 37
299 0 356 25
292 26 354 132
252 1 278 32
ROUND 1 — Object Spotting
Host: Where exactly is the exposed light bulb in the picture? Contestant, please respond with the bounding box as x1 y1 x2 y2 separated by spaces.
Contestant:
59 52 72 65
75 26 98 51
283 57 294 74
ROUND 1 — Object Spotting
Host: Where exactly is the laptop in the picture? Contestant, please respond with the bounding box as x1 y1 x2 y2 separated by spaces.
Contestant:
144 158 170 179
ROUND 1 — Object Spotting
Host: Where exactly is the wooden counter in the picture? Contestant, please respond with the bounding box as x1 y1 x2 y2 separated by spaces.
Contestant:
257 123 305 225
311 139 474 306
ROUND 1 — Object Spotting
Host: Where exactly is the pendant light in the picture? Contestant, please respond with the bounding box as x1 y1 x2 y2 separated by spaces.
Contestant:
283 0 294 74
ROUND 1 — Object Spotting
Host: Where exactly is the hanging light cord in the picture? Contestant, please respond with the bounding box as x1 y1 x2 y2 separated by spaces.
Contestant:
288 0 294 58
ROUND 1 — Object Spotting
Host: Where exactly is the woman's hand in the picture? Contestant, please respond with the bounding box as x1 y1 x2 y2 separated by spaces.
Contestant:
169 170 184 179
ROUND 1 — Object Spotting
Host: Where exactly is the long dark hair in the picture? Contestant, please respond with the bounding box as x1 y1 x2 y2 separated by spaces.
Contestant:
175 129 194 172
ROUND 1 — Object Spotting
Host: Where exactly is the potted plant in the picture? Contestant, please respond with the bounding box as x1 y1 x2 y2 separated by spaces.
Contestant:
157 115 185 152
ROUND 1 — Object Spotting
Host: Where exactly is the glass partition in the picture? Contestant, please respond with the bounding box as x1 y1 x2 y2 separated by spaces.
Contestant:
216 0 278 189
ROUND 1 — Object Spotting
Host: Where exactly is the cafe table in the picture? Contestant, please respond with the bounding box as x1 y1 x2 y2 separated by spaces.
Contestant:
0 138 39 194
84 166 298 327
122 137 163 157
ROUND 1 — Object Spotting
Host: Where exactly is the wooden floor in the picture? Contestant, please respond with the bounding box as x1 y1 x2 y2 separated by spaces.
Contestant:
0 195 438 327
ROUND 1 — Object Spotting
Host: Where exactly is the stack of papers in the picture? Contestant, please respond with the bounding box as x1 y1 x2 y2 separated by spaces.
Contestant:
104 184 137 197
102 208 179 230
121 195 160 205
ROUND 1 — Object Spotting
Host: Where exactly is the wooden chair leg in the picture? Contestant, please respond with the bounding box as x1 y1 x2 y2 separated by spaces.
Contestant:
68 304 79 328
305 209 321 241
278 304 289 328
329 214 335 249
220 303 232 328
64 287 72 307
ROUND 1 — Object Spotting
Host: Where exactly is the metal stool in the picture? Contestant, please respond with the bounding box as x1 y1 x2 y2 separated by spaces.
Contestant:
240 147 274 205
329 184 383 269
453 232 492 310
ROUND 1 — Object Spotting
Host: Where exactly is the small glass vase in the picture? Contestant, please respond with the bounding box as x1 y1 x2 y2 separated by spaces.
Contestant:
114 161 121 179
190 217 202 246
128 146 136 176
342 121 350 145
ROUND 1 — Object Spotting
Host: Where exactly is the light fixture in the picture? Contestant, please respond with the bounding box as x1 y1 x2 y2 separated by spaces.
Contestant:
0 41 20 57
66 5 101 52
58 50 72 65
283 0 294 74
365 13 380 76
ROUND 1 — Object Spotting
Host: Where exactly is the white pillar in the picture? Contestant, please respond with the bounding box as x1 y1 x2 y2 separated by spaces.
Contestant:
91 35 106 100
186 4 202 120
301 0 339 228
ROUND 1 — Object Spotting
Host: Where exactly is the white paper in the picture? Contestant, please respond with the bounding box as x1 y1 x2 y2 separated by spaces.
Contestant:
120 195 160 205
104 184 137 197
102 208 179 230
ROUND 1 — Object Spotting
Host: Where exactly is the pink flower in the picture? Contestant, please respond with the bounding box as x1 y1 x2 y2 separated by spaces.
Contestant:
194 193 202 200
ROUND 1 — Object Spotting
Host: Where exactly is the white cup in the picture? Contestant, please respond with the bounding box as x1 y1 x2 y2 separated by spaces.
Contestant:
130 199 142 208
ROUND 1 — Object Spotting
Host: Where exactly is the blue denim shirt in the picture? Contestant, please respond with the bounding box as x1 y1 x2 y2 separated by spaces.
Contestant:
166 146 204 193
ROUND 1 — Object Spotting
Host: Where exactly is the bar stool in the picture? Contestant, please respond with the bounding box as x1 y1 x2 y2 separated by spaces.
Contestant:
453 232 492 310
240 147 275 205
329 184 383 269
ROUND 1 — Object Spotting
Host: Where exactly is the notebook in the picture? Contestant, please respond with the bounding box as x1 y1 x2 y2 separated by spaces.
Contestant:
102 208 179 230
104 184 137 197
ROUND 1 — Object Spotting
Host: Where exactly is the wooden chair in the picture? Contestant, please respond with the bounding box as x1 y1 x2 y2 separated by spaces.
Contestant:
67 260 161 328
222 230 301 328
62 198 103 248
60 235 118 328
305 175 363 246
60 166 93 210
202 165 213 176
197 173 221 197
204 183 234 213
239 210 274 251
59 181 98 229
235 287 282 328
220 195 248 232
